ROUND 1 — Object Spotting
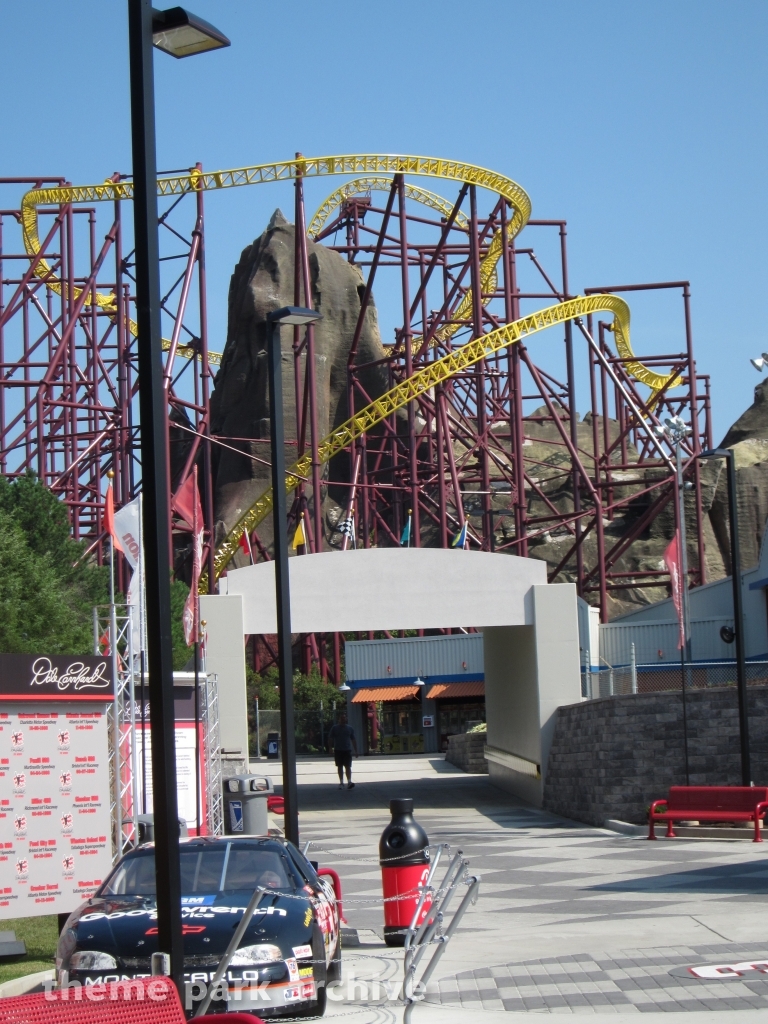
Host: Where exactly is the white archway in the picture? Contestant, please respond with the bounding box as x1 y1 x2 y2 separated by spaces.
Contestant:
203 548 581 805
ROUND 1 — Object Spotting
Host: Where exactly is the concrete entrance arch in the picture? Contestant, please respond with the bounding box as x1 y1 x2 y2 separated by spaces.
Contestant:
202 549 581 805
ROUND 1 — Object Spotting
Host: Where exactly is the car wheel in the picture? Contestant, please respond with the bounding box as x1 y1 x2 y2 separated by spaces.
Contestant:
326 934 342 983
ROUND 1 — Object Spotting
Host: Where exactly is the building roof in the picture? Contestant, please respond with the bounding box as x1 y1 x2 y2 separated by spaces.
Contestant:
350 686 420 703
426 681 485 699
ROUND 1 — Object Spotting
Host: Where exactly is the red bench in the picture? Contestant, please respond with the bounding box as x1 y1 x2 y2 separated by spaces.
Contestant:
267 795 285 815
0 977 262 1023
648 786 768 842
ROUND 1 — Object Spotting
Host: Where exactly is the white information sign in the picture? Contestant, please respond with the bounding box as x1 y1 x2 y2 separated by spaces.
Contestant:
0 702 113 918
134 724 207 834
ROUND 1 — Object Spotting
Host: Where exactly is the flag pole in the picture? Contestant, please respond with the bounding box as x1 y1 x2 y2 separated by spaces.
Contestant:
106 471 123 853
192 466 202 834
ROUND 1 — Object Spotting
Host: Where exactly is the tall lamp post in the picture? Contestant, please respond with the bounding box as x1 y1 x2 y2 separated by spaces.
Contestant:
127 0 229 985
267 307 322 845
699 448 751 785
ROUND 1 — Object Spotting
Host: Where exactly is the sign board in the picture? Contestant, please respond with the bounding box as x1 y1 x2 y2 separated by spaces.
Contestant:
128 724 208 835
422 716 434 729
0 702 113 918
0 655 113 702
0 655 114 919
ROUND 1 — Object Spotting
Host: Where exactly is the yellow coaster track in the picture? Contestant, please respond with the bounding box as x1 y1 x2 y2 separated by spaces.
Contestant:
309 175 501 353
203 293 637 587
18 153 680 584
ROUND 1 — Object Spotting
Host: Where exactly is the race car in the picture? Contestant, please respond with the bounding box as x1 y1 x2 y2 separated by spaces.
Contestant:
56 835 341 1018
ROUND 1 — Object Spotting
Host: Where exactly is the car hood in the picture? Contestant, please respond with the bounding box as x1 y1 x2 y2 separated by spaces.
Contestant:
62 890 313 964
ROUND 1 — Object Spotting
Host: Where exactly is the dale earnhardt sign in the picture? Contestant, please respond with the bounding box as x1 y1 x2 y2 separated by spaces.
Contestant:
0 655 114 701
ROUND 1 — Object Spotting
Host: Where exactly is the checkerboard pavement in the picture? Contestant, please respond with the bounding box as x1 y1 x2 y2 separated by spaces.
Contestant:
433 942 768 1013
289 756 768 1015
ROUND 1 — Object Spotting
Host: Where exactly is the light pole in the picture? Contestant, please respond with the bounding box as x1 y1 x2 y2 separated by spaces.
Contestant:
267 306 322 845
699 448 751 785
127 0 229 986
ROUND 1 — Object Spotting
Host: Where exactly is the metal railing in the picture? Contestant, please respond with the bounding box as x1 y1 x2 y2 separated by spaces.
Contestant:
402 844 480 1024
583 660 768 698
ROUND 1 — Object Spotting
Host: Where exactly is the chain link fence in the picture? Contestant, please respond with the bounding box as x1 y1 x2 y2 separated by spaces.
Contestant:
583 660 768 699
252 708 346 757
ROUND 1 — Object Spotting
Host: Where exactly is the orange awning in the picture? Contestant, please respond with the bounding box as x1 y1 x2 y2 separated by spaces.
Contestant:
351 686 420 703
425 682 485 699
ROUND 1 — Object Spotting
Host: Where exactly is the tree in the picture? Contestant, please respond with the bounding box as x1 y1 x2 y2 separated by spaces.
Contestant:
169 576 195 670
245 666 343 757
0 508 104 654
0 475 195 664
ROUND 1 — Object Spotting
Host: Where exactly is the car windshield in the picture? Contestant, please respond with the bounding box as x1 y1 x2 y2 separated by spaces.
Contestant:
101 842 296 896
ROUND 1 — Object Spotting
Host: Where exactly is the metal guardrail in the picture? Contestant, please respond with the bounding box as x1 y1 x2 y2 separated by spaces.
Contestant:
402 844 480 1023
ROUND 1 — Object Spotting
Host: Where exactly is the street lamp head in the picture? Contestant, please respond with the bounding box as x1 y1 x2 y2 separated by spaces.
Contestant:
151 7 231 58
751 357 765 372
338 681 351 693
267 306 323 326
699 448 729 459
414 676 425 687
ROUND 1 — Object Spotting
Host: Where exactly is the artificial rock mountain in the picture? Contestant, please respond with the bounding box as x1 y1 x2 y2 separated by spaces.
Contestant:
209 212 768 618
209 210 392 554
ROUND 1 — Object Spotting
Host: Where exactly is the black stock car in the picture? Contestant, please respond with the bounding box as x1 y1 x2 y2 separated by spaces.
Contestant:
56 836 341 1018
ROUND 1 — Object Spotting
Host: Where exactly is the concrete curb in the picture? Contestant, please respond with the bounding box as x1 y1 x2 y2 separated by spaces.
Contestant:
0 969 55 999
604 819 646 836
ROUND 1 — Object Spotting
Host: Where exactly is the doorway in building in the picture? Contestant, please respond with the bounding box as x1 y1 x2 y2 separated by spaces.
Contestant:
379 700 424 754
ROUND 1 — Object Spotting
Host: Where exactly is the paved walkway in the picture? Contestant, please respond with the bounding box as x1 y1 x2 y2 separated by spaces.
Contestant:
273 754 768 1021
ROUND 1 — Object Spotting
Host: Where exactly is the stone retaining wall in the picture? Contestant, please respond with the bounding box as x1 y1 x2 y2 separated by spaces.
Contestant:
543 684 768 826
446 732 488 774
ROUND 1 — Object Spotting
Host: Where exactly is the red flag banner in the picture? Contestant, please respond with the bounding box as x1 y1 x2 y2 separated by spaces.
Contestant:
663 532 685 650
174 469 204 646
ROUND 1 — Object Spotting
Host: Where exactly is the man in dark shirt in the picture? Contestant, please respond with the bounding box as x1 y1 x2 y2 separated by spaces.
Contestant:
328 713 358 790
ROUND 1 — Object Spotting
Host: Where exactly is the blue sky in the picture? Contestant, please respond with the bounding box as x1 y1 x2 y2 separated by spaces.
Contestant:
1 0 766 440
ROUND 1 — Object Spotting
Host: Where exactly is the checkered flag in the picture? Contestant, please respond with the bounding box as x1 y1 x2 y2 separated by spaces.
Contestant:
338 515 356 547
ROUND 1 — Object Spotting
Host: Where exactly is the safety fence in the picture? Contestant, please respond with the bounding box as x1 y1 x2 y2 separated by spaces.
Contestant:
253 708 346 758
583 660 768 699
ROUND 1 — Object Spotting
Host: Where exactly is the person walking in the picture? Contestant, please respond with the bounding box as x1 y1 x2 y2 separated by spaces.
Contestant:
328 713 358 790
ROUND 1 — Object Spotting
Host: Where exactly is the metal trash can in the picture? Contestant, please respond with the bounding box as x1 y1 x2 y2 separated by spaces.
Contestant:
223 775 274 835
136 814 189 845
266 732 280 759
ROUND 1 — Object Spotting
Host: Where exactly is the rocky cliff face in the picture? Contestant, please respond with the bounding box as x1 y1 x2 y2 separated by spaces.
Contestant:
512 383 768 618
706 379 768 576
209 210 390 555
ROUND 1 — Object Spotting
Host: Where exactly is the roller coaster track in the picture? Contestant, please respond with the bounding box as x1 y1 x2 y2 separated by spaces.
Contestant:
309 175 501 353
203 294 637 588
306 178 681 394
18 153 680 583
307 176 471 238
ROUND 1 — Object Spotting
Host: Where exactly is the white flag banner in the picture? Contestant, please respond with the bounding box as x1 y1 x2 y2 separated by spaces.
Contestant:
127 558 147 654
112 495 142 570
114 496 147 653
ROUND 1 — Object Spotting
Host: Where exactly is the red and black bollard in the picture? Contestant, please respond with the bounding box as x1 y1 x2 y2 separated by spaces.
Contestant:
379 798 431 947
